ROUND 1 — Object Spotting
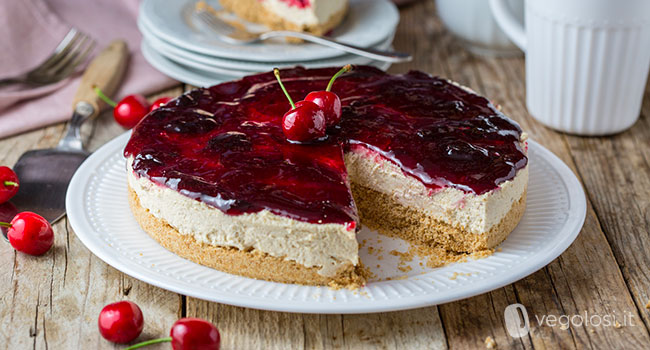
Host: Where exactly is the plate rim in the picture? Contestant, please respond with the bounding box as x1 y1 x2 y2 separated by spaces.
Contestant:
67 132 586 314
138 0 400 62
140 40 392 87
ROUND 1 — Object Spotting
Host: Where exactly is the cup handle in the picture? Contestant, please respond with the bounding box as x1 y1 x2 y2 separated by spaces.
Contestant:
489 0 526 51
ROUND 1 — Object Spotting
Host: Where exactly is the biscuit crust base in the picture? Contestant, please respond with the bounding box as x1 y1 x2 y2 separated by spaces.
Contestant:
218 0 348 37
128 181 525 287
351 183 527 252
128 187 368 287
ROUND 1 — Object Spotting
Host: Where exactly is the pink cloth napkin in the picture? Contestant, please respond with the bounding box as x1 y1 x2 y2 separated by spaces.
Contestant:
0 0 177 139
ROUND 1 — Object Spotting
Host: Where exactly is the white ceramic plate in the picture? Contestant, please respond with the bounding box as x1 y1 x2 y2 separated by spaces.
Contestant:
141 39 392 87
138 17 396 73
67 133 586 314
139 0 399 62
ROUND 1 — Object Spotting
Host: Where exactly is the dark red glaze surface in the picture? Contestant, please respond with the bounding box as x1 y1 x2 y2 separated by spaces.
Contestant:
125 66 527 225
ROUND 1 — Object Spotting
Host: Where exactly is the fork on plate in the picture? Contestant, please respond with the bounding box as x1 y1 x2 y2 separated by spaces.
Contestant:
195 10 412 63
0 28 96 87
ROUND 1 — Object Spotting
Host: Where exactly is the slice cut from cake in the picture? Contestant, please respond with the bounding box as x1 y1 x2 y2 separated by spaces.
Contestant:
217 0 349 36
124 66 528 287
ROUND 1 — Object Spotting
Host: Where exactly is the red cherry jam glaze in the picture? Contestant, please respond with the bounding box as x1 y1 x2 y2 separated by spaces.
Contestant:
125 66 527 225
279 0 310 8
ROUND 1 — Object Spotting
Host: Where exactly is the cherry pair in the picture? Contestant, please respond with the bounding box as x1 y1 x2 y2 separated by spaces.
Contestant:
274 65 352 143
0 166 54 256
98 301 220 350
95 87 172 129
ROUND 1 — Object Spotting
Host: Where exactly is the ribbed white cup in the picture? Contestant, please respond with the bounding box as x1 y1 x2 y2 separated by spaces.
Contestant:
490 0 650 135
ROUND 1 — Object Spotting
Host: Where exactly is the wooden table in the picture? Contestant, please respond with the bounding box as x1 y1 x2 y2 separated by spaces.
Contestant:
1 1 649 348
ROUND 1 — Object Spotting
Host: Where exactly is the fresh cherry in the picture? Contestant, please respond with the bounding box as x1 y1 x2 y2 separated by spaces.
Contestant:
0 166 19 204
170 318 221 350
124 317 220 350
274 68 327 143
0 212 54 256
283 101 327 142
98 301 144 344
304 64 352 126
114 95 150 129
94 87 151 129
149 97 172 112
304 91 341 127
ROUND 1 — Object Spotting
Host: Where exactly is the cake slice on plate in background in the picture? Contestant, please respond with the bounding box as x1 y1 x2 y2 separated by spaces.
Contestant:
217 0 349 36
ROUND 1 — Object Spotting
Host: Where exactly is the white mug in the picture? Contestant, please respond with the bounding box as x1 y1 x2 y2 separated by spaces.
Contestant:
489 0 650 135
437 0 523 57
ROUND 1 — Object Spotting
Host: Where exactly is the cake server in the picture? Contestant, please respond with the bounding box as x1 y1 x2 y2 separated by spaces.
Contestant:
9 40 128 225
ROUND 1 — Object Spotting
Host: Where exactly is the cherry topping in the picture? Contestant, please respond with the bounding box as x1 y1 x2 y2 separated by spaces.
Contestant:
1 212 54 256
282 101 326 142
0 166 19 204
304 91 340 127
98 301 144 344
304 65 352 127
161 111 220 134
205 132 252 153
150 97 172 111
274 68 326 142
95 87 151 129
124 66 527 226
123 317 220 350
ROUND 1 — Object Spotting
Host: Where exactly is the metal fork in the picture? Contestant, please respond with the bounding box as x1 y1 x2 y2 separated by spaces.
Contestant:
195 10 412 63
0 28 96 87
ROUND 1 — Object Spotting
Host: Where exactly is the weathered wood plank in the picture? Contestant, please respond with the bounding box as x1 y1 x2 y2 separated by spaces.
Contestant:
185 300 448 350
342 308 447 350
186 302 308 350
563 84 650 331
419 4 650 348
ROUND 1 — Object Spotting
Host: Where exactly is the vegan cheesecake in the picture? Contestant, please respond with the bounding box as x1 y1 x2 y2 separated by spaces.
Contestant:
125 66 528 287
217 0 348 36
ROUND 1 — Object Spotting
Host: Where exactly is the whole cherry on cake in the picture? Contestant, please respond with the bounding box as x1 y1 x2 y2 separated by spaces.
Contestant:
0 166 19 204
304 64 352 126
274 68 327 143
0 211 54 256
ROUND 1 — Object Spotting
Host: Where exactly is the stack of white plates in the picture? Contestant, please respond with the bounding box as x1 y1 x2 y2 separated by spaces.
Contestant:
138 0 400 87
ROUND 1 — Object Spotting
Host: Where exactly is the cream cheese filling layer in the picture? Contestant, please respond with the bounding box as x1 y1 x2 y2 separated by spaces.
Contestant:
261 0 347 27
344 141 528 235
127 158 358 277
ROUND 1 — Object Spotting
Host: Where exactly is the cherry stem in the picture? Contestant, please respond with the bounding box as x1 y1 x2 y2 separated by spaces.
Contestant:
273 68 295 109
0 222 11 228
326 64 353 92
123 337 172 350
3 181 18 187
93 85 118 108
